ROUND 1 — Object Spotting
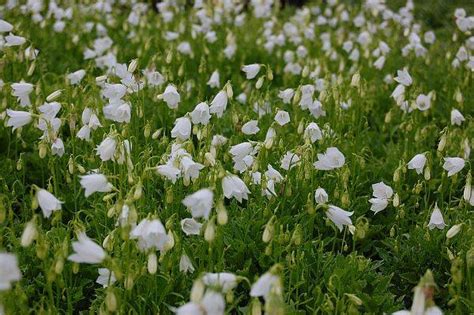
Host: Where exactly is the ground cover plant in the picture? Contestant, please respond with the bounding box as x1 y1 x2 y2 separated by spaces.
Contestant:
0 0 473 314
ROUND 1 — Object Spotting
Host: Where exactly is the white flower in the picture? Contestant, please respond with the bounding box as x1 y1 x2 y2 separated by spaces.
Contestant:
181 218 202 236
242 120 260 135
51 138 65 157
313 147 345 170
37 189 62 218
79 173 113 197
250 272 280 299
314 187 328 204
222 174 250 203
415 94 431 111
156 164 181 183
443 157 465 177
162 85 180 109
96 136 117 161
394 69 412 86
304 122 322 143
5 33 26 47
201 291 225 315
209 90 228 118
0 20 13 33
280 151 300 170
326 205 353 232
130 219 169 252
171 117 192 141
191 102 211 125
96 268 116 287
6 109 32 131
0 253 21 291
369 182 393 214
182 188 214 219
176 302 203 315
369 198 389 214
67 69 86 85
68 233 106 264
202 272 237 293
180 156 204 181
241 64 261 79
407 153 427 175
179 254 195 273
207 70 220 88
450 109 465 126
428 204 446 230
11 82 33 107
278 88 294 104
274 110 290 126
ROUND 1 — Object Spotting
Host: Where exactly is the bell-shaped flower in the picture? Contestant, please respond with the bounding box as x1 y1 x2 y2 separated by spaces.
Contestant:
428 204 446 230
241 120 260 135
171 117 191 141
202 272 237 293
280 151 300 170
96 268 116 287
182 188 214 219
6 109 33 131
241 64 261 79
79 173 113 197
209 90 228 118
207 70 220 88
443 157 465 177
37 189 62 218
250 272 281 300
162 84 180 109
130 218 169 252
51 138 65 157
222 174 250 203
190 102 211 125
11 82 33 107
314 147 345 170
394 69 412 86
304 122 322 143
0 252 21 291
180 156 204 181
5 33 26 47
181 218 202 236
67 69 86 85
179 254 195 273
68 232 106 264
326 205 353 232
369 181 393 214
0 20 13 33
201 290 225 315
156 163 181 183
96 136 117 161
314 187 328 204
278 88 294 104
407 153 427 175
450 109 465 126
274 110 290 126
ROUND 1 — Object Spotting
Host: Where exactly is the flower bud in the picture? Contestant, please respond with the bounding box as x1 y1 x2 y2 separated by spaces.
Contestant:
106 290 117 312
204 219 216 243
255 77 264 89
446 224 462 239
147 252 158 274
21 220 37 247
191 279 205 302
46 90 62 102
128 59 138 73
262 217 275 243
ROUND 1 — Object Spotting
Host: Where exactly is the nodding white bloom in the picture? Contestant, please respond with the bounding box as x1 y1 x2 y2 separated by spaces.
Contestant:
37 189 62 218
428 204 446 230
278 88 295 104
265 165 283 183
96 136 117 161
79 173 113 197
241 120 260 135
274 110 290 126
67 69 86 85
280 151 300 170
68 233 106 264
315 187 329 204
5 33 26 47
450 109 465 126
179 254 195 273
103 100 131 123
0 20 13 33
181 218 202 236
51 138 65 157
207 70 220 88
182 188 214 219
407 153 427 175
200 291 225 315
171 117 191 141
369 181 393 214
143 69 164 87
96 268 116 288
6 109 32 131
202 272 238 293
190 102 211 125
156 164 181 183
314 147 345 170
326 205 353 232
209 90 228 118
250 272 281 299
11 82 33 107
415 93 431 111
304 122 322 143
241 64 261 79
175 302 203 315
130 218 169 252
0 253 21 291
222 174 250 203
162 84 180 109
394 69 412 86
443 157 465 177
180 156 204 181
